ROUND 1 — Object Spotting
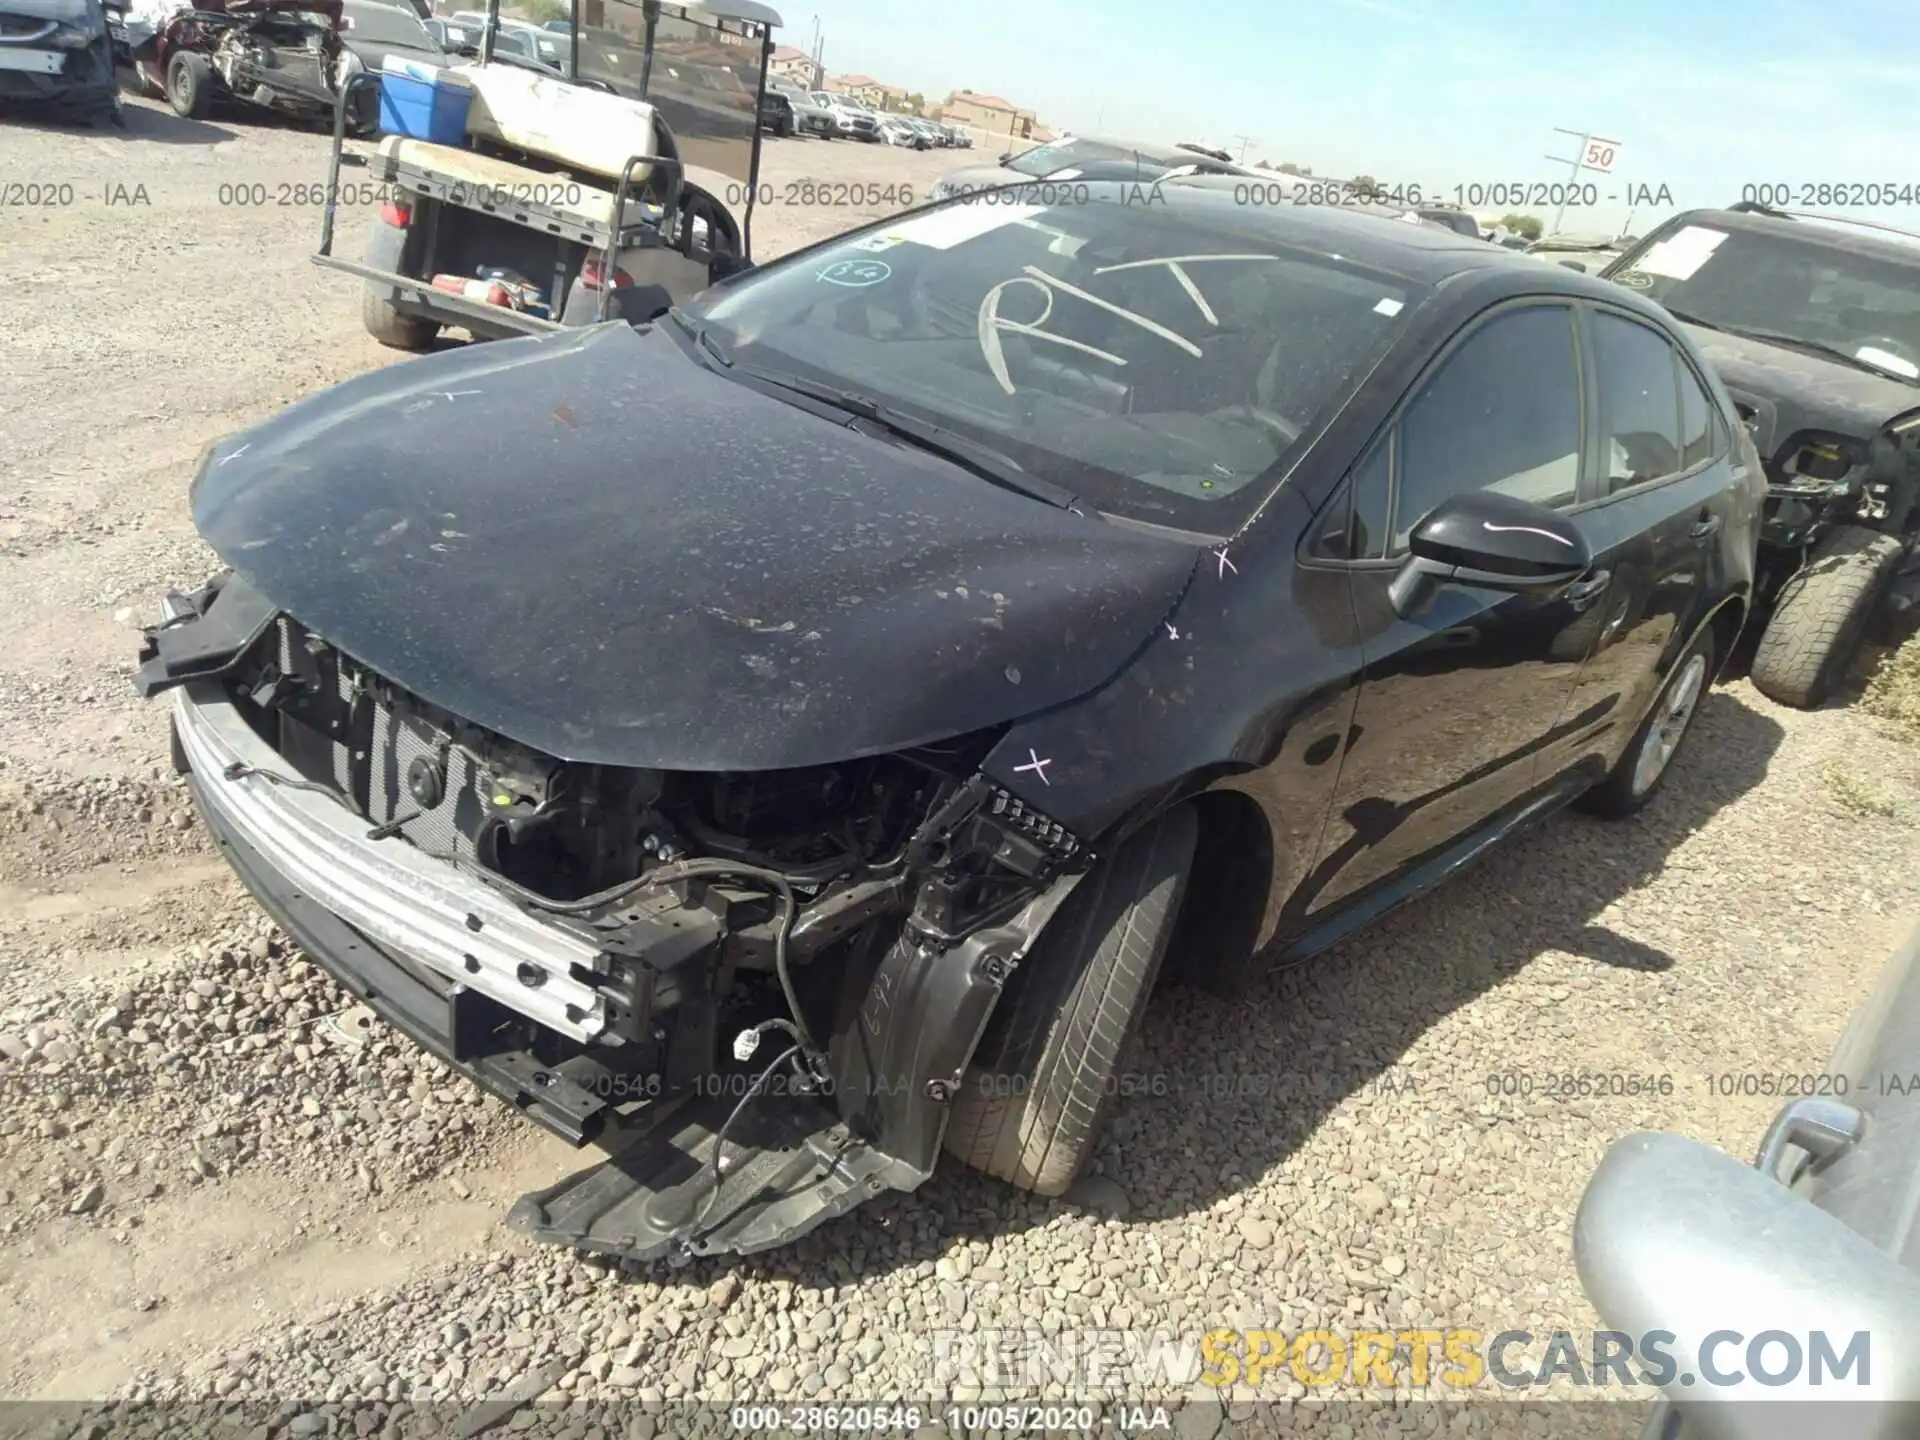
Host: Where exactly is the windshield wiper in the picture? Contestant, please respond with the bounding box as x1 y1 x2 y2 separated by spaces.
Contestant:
1665 310 1918 383
686 334 1087 513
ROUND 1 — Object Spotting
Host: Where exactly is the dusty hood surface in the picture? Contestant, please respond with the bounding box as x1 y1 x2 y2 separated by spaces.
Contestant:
190 322 1199 770
1685 325 1920 453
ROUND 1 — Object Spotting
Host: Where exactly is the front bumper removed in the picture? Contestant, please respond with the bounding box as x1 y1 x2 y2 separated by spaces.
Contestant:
169 678 1079 1259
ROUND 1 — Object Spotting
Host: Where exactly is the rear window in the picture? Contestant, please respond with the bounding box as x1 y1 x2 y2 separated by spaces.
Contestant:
687 191 1426 531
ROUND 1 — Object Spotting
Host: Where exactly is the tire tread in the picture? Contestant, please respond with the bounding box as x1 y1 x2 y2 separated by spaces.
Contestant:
944 807 1196 1195
1751 525 1904 709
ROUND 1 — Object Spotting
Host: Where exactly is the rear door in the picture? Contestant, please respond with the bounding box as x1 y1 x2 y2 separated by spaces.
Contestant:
1300 301 1612 915
1548 306 1738 782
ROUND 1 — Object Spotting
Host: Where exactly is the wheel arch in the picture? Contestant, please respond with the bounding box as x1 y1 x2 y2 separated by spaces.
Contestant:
1152 786 1275 997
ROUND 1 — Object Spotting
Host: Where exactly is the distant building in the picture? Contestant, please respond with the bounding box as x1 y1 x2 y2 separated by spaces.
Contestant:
769 45 817 85
940 90 1037 142
830 74 913 108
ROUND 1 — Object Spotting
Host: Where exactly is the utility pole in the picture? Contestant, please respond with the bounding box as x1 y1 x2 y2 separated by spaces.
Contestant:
1228 133 1255 164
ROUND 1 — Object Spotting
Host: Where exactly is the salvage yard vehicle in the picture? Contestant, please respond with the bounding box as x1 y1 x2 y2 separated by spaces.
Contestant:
1602 204 1920 707
1576 918 1920 1436
138 187 1760 1260
931 132 1254 200
130 0 435 128
0 0 121 126
315 0 777 346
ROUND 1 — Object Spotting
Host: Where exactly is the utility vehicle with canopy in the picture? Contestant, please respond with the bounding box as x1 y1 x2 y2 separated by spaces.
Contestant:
314 0 777 346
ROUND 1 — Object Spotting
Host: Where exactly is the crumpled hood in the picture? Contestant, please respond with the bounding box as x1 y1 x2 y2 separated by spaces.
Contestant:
190 322 1201 770
1685 324 1920 457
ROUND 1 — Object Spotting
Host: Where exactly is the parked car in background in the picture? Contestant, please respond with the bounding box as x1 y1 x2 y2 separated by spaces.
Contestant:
140 0 437 131
1577 918 1920 1436
770 80 833 136
143 185 1760 1263
0 0 119 126
1529 232 1634 273
811 88 877 140
757 84 795 135
878 113 927 148
932 132 1253 199
1601 203 1920 707
422 14 474 52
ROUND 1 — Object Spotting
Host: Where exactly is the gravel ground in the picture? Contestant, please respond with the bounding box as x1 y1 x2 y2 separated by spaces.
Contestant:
5 92 1920 1439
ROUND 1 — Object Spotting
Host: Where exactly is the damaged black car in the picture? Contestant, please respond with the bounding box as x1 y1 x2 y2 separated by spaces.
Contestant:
137 187 1760 1259
1601 203 1920 707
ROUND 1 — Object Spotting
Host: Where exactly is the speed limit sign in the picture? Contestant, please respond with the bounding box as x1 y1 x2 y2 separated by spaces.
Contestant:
1582 137 1622 173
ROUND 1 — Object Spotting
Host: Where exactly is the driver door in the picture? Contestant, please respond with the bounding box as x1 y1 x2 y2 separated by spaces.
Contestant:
1300 301 1609 916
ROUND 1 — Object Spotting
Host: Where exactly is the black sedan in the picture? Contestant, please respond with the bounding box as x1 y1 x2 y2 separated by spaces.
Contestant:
135 185 1763 1259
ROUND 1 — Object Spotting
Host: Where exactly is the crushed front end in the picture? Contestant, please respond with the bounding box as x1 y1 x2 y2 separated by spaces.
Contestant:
136 572 1088 1258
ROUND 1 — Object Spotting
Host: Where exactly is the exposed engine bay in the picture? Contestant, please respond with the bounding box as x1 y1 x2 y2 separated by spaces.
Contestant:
137 571 1090 1258
150 0 351 119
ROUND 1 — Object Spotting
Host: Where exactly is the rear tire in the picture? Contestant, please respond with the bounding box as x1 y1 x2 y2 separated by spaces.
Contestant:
1750 525 1904 709
943 805 1196 1196
165 49 210 119
1580 626 1714 818
361 285 439 351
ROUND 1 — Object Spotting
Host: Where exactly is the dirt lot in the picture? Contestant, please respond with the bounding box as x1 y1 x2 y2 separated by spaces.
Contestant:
5 94 1920 1435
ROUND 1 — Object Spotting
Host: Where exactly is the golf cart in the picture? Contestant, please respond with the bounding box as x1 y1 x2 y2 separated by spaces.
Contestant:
314 0 778 346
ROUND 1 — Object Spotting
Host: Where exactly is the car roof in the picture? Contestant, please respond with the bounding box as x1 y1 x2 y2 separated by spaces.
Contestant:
1658 205 1920 267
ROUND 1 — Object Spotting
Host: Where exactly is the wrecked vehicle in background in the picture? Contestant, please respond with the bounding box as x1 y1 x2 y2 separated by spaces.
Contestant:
138 186 1756 1259
0 0 120 126
126 0 373 128
1601 203 1920 707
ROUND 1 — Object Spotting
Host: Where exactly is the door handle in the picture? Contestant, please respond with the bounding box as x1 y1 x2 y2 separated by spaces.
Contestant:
1563 569 1611 605
1689 514 1723 542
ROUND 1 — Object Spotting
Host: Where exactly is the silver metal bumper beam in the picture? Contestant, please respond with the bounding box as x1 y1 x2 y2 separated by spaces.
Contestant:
173 681 609 1042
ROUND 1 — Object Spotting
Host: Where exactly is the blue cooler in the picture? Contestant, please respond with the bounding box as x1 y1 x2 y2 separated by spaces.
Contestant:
377 55 473 143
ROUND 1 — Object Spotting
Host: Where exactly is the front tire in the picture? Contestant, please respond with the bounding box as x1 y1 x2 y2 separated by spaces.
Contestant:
1750 525 1905 708
1580 627 1714 818
165 49 210 119
944 805 1196 1196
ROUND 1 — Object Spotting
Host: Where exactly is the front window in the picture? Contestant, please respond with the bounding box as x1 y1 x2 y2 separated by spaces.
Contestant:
1607 223 1920 382
683 191 1425 531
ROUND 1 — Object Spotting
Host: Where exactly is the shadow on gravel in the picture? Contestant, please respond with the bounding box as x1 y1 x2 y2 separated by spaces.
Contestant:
118 105 239 146
616 686 1788 1284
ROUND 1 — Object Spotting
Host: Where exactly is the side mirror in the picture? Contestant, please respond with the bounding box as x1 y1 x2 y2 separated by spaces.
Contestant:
1388 489 1591 617
707 252 754 283
1576 1131 1920 1417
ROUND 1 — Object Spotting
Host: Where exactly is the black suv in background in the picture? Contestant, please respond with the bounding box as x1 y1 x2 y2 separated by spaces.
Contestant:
1600 205 1920 706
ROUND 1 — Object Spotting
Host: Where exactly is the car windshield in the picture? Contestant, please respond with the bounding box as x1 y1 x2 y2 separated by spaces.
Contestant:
341 0 430 45
1609 222 1920 381
1004 137 1191 177
683 191 1424 531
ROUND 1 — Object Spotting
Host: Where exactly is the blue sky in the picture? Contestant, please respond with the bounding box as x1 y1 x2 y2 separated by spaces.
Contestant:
789 0 1920 235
